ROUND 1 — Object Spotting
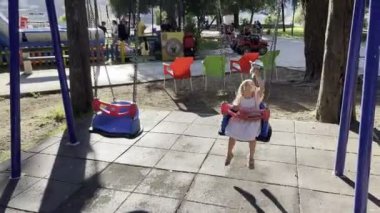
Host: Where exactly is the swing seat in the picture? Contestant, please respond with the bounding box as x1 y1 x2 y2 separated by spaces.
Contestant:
220 102 270 121
218 102 272 142
89 98 143 138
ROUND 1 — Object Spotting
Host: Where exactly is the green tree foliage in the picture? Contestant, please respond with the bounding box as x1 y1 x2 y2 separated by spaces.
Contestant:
109 0 152 18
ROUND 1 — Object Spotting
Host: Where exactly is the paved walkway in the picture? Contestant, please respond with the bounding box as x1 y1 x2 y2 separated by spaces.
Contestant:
0 38 307 97
0 110 379 212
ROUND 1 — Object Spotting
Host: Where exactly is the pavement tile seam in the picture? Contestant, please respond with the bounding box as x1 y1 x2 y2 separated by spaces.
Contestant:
295 143 380 157
181 133 220 139
178 200 239 211
197 165 299 189
298 187 357 198
77 162 302 195
3 207 37 213
24 150 119 166
0 174 44 202
113 191 181 213
23 138 61 154
113 191 134 213
172 145 215 211
147 110 175 130
204 152 298 167
293 121 302 213
295 162 380 177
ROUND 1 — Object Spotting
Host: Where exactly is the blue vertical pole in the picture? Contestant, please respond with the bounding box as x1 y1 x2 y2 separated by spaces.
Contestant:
354 0 380 212
335 0 366 176
9 0 21 179
45 0 79 145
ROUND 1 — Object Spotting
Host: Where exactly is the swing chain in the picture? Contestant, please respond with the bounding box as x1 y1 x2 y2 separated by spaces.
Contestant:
132 0 139 104
86 0 116 101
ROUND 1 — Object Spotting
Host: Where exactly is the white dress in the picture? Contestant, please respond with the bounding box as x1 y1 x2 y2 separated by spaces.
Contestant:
225 96 261 142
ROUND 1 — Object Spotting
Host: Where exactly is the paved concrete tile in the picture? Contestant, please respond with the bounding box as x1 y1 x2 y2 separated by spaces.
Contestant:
139 110 170 131
296 134 380 156
171 136 215 154
178 201 233 213
86 142 132 162
210 140 296 164
8 179 80 212
298 166 380 197
183 124 220 138
115 146 167 167
199 155 298 187
186 174 299 212
98 164 150 191
295 121 339 136
299 189 380 213
141 120 161 131
255 144 296 164
297 147 346 171
135 169 194 199
139 109 170 122
164 111 199 123
40 140 98 158
47 158 109 184
0 152 35 172
116 193 180 213
97 133 145 146
135 132 180 149
295 121 360 139
0 208 30 213
0 174 41 204
58 187 130 213
296 147 380 175
294 134 380 155
269 131 295 146
193 114 222 126
21 154 57 178
156 151 207 173
298 166 355 195
271 119 295 133
25 136 61 153
55 131 105 145
210 139 249 156
151 121 190 134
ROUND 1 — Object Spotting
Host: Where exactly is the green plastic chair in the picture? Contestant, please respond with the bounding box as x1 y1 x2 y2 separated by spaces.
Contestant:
259 50 280 80
202 55 227 90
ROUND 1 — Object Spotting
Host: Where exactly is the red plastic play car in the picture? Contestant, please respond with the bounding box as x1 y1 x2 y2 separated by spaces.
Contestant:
231 34 268 56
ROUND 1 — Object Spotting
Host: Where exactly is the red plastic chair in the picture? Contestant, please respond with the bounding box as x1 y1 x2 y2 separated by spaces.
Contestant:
163 57 194 93
230 53 259 80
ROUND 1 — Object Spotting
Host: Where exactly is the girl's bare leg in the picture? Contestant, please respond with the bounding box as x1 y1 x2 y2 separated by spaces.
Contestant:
225 137 236 166
248 140 257 169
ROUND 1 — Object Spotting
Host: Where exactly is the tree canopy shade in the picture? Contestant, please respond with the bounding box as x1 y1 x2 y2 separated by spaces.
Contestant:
109 0 152 18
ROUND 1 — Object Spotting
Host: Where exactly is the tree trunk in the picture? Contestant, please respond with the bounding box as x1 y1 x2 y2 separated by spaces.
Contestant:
249 9 254 24
291 3 296 36
303 0 329 81
64 0 93 116
233 11 239 28
316 0 354 123
281 1 286 32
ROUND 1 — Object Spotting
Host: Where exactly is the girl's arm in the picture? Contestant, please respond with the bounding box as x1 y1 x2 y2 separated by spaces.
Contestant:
253 71 265 102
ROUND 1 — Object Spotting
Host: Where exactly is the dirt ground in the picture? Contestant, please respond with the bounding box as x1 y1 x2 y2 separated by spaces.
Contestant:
0 68 378 162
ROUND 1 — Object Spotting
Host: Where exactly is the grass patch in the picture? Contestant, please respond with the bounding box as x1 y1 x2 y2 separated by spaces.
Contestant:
47 107 66 123
264 26 304 38
198 38 221 51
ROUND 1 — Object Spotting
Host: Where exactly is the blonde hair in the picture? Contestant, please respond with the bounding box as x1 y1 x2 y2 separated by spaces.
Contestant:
233 79 256 106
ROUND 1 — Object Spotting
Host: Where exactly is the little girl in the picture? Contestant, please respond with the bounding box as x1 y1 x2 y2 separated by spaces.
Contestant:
225 66 264 169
